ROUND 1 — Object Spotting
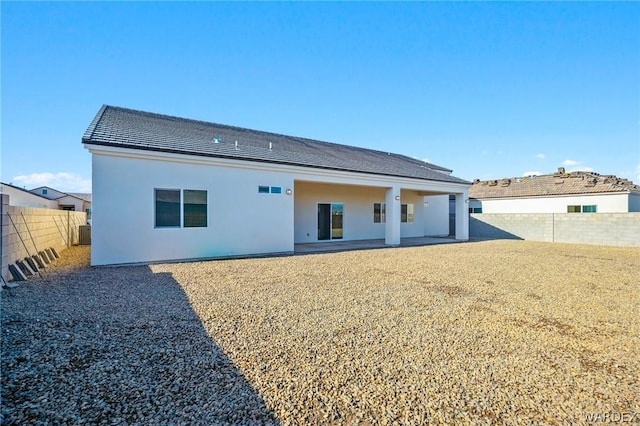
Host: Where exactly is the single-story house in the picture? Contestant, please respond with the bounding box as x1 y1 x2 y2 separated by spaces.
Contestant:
469 167 640 213
82 105 471 266
30 186 92 215
0 182 59 209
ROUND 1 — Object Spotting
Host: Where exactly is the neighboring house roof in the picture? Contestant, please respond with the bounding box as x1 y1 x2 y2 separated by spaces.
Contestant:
68 193 92 202
470 168 640 200
1 182 53 200
82 105 469 185
63 193 92 202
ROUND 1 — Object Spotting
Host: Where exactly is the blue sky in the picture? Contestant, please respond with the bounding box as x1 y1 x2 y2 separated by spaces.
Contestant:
1 2 639 192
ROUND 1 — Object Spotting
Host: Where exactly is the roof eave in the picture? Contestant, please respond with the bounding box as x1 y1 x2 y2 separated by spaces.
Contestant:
84 141 470 186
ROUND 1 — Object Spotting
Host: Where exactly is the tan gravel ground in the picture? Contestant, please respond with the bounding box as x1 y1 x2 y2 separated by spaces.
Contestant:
2 241 639 425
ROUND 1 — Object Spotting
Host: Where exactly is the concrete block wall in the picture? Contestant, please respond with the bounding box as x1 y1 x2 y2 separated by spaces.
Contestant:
1 194 87 280
553 213 640 246
470 213 640 247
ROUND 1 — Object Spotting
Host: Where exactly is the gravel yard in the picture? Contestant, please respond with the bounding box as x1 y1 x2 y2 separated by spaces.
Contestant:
2 241 639 425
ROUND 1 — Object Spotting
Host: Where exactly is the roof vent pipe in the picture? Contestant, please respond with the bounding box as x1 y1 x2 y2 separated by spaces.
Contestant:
235 141 238 150
269 142 272 151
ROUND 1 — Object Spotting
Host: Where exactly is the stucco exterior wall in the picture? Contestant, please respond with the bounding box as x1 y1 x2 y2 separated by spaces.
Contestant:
479 193 630 213
294 182 385 243
91 154 295 265
56 195 87 212
295 184 432 242
30 186 67 200
89 147 469 265
0 185 59 209
424 195 449 236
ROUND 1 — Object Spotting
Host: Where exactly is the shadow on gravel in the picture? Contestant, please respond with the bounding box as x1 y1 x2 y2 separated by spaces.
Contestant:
1 264 279 425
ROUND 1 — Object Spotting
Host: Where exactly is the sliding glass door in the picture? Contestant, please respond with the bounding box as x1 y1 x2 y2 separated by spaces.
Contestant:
318 203 343 240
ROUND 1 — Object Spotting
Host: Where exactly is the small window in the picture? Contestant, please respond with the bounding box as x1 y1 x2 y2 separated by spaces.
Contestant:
582 205 597 213
374 203 386 223
156 189 181 227
270 186 282 194
567 205 581 213
42 189 48 195
401 204 414 223
184 190 207 227
469 207 482 214
258 186 270 194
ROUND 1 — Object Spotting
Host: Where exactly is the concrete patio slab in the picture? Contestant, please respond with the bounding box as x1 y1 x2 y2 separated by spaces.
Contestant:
294 236 460 254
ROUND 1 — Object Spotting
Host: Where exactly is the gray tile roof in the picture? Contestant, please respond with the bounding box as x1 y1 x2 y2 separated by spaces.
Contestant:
82 105 469 185
66 193 92 202
470 168 640 199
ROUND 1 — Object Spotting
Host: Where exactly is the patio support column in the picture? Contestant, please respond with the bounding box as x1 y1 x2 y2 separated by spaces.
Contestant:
385 186 401 246
454 192 469 241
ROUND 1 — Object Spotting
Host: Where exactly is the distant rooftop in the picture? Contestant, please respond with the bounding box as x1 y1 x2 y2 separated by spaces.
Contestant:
65 193 92 202
82 105 469 185
470 167 640 199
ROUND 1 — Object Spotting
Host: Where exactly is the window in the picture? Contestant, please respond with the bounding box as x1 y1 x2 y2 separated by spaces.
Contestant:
155 189 208 228
155 189 181 227
184 190 207 227
85 208 92 220
258 186 270 194
270 186 282 194
401 204 414 223
374 203 413 222
374 203 386 223
42 189 48 195
469 207 482 214
567 205 581 213
582 205 597 213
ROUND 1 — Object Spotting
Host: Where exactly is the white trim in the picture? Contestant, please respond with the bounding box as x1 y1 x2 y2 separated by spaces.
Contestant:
84 144 470 193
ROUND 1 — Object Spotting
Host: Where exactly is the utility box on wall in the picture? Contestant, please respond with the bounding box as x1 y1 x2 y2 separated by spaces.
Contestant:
79 225 91 245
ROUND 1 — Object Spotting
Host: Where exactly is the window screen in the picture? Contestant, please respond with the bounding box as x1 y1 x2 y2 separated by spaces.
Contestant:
155 189 180 227
184 190 207 227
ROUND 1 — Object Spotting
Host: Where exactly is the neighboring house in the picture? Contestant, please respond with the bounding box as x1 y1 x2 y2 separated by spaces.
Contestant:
0 182 59 209
83 105 471 265
30 186 92 217
469 167 640 213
